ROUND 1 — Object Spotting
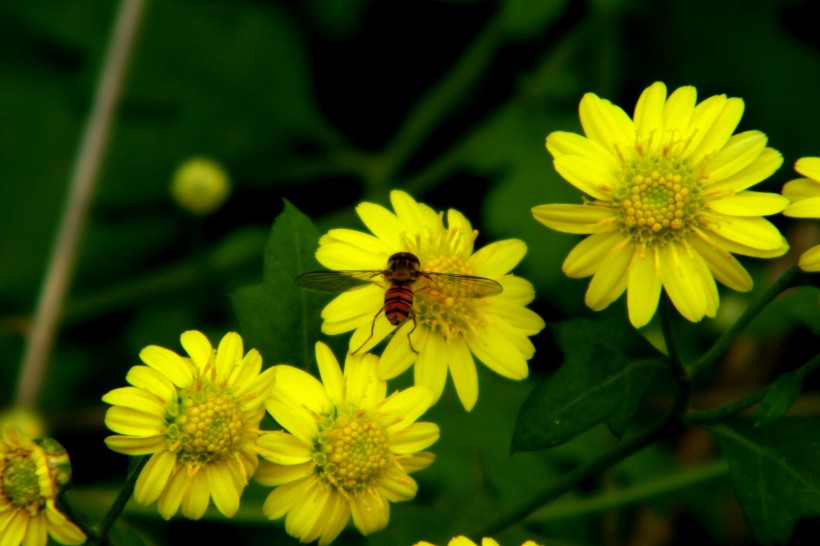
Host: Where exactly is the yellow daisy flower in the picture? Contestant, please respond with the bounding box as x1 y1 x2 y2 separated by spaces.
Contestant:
103 330 275 519
414 538 543 546
311 190 545 410
782 157 820 272
0 427 86 546
255 342 439 545
533 81 790 327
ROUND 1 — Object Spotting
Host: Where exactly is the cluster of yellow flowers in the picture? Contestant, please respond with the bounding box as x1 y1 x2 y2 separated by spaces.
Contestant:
8 81 814 546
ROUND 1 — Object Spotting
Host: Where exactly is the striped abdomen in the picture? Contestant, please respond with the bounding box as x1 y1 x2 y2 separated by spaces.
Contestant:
384 283 414 325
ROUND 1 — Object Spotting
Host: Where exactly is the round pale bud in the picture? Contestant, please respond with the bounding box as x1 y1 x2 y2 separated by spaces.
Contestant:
170 157 231 215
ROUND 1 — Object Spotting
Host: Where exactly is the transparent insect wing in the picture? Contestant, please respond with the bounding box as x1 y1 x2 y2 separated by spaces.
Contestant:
293 270 384 293
418 271 503 298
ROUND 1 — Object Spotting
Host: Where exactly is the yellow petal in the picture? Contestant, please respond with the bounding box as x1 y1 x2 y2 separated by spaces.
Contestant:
104 406 164 437
316 232 388 270
469 239 526 278
343 353 386 409
705 215 787 251
44 506 86 544
658 244 712 322
413 333 449 404
134 450 176 505
627 246 661 328
689 97 744 164
356 202 406 248
578 92 636 157
703 131 767 183
157 467 189 520
207 463 241 517
380 386 434 433
24 511 47 546
262 479 311 520
553 155 616 201
782 177 820 202
545 131 619 169
497 275 537 305
391 190 440 231
350 491 389 535
254 461 314 487
662 85 697 144
531 203 615 234
256 431 313 465
346 313 395 353
317 490 351 546
181 472 210 520
633 81 666 149
125 365 176 401
783 196 820 218
378 464 418 501
467 328 529 380
447 340 478 411
321 284 383 329
180 330 213 372
104 435 165 455
563 229 628 278
799 245 820 272
707 191 790 216
214 332 243 380
446 208 476 255
378 320 418 380
707 147 783 194
102 387 165 415
397 452 436 473
689 237 753 292
795 156 820 181
313 342 343 406
390 422 440 453
584 240 633 310
139 345 195 388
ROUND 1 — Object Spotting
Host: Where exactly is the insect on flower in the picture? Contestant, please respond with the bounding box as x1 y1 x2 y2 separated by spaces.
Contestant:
295 251 503 352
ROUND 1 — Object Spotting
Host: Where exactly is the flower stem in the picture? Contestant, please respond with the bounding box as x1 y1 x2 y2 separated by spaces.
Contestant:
685 352 820 425
685 265 804 380
90 455 149 545
14 0 147 408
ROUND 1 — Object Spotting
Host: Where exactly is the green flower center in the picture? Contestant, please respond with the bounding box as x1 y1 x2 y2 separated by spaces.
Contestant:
313 410 391 495
414 255 487 341
166 384 245 466
613 149 704 246
1 451 45 513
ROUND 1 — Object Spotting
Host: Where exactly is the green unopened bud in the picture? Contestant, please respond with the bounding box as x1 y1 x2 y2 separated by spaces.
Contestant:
170 157 231 215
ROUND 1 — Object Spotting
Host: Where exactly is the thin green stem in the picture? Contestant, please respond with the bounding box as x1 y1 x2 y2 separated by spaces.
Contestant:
533 460 728 521
370 12 504 189
686 352 820 425
474 372 691 538
14 0 148 408
686 265 804 379
90 455 149 545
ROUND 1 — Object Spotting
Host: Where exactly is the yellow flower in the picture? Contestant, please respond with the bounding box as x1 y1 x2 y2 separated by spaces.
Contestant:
313 190 545 410
0 427 86 546
414 538 543 546
782 157 820 272
103 331 275 519
255 342 439 545
533 82 789 327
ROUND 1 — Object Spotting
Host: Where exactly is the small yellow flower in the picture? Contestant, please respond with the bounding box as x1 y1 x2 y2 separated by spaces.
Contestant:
313 190 545 410
0 427 86 546
103 331 275 519
256 342 439 545
170 157 231 215
782 157 820 272
414 538 543 546
533 82 789 327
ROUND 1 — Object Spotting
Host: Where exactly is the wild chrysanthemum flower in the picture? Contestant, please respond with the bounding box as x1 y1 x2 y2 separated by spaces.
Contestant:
533 81 790 327
415 538 543 546
103 331 275 519
255 342 439 545
311 190 545 410
0 427 86 546
782 157 820 272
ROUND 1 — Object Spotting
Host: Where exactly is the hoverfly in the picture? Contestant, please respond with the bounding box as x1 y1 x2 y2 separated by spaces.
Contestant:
294 252 503 352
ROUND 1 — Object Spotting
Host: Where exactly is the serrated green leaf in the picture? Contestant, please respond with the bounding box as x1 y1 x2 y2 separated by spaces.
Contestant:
232 201 327 369
705 418 820 545
512 319 670 452
756 371 803 426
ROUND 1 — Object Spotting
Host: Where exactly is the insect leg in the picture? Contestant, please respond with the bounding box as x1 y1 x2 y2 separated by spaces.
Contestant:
352 306 385 355
405 311 419 354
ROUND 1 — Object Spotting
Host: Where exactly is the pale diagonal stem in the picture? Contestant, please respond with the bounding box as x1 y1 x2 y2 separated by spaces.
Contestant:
15 0 148 408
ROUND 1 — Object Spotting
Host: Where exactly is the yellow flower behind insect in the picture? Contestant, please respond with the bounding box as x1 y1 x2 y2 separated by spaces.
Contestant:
255 342 439 545
533 81 789 327
782 157 820 272
103 330 275 520
312 190 545 411
0 426 86 546
415 538 543 546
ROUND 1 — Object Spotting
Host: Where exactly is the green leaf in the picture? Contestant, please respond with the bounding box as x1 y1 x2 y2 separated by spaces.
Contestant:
512 318 670 452
231 201 327 369
756 371 803 426
705 418 820 545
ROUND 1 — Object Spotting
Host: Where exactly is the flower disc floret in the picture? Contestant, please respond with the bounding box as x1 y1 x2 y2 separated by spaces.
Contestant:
103 330 275 520
532 82 790 328
255 342 439 546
